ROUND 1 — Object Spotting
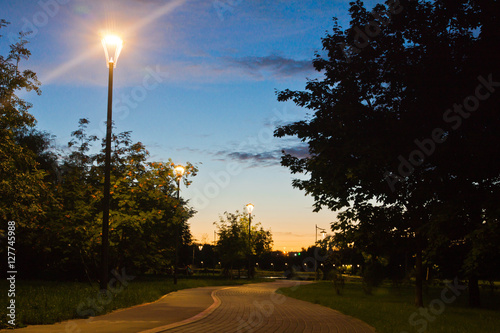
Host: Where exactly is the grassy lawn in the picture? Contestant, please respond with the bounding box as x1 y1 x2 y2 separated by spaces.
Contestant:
0 275 270 329
278 280 500 333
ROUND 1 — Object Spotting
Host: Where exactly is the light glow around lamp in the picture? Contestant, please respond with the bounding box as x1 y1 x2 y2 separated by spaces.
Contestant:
246 203 254 215
174 165 185 178
102 35 123 68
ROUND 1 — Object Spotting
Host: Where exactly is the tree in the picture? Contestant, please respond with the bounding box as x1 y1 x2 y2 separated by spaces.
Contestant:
71 119 198 276
15 128 59 181
215 211 273 278
334 204 411 287
0 22 60 279
12 116 198 279
0 20 45 224
215 212 247 278
274 0 500 307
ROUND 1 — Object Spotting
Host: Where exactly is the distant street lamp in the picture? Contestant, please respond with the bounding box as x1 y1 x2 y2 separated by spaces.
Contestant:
246 203 254 279
198 244 203 267
246 203 254 233
192 243 202 266
315 224 327 243
100 35 123 291
314 224 327 277
173 164 185 285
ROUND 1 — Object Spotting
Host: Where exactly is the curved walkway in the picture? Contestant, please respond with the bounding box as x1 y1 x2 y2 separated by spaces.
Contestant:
3 286 219 333
5 281 375 333
147 281 375 333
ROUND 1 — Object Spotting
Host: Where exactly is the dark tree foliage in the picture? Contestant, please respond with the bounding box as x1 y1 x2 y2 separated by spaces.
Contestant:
275 0 500 307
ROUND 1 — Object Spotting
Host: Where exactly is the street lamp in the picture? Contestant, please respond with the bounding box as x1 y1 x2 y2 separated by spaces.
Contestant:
174 165 185 199
315 224 327 243
246 203 254 238
246 203 254 279
314 224 327 278
173 164 185 285
100 34 123 291
192 243 202 266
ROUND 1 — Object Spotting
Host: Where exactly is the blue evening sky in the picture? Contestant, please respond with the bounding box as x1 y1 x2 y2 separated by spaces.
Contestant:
2 0 379 250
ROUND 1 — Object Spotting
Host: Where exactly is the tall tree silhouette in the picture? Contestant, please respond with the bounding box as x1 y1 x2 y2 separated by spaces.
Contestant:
275 0 500 307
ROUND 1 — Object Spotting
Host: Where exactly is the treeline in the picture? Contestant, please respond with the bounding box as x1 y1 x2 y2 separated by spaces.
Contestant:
1 20 196 280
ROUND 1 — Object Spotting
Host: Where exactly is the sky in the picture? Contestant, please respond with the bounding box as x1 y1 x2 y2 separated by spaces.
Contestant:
2 0 379 251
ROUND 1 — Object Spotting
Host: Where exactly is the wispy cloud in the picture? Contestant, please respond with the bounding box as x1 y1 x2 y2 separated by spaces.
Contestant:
132 0 167 3
224 55 315 80
282 144 310 159
214 143 310 167
125 54 315 85
214 150 280 167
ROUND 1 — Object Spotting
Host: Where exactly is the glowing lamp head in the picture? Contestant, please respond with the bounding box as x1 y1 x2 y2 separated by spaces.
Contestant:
174 165 185 178
246 203 254 214
102 35 123 68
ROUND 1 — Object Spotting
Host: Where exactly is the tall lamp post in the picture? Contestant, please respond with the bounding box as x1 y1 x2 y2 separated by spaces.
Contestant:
246 203 254 279
100 35 123 291
173 164 185 285
314 225 327 277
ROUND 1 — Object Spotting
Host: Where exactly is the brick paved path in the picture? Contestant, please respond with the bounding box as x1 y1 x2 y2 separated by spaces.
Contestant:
149 281 375 333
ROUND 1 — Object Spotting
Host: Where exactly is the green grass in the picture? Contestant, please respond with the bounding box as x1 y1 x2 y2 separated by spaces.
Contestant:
0 276 271 329
278 281 500 333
